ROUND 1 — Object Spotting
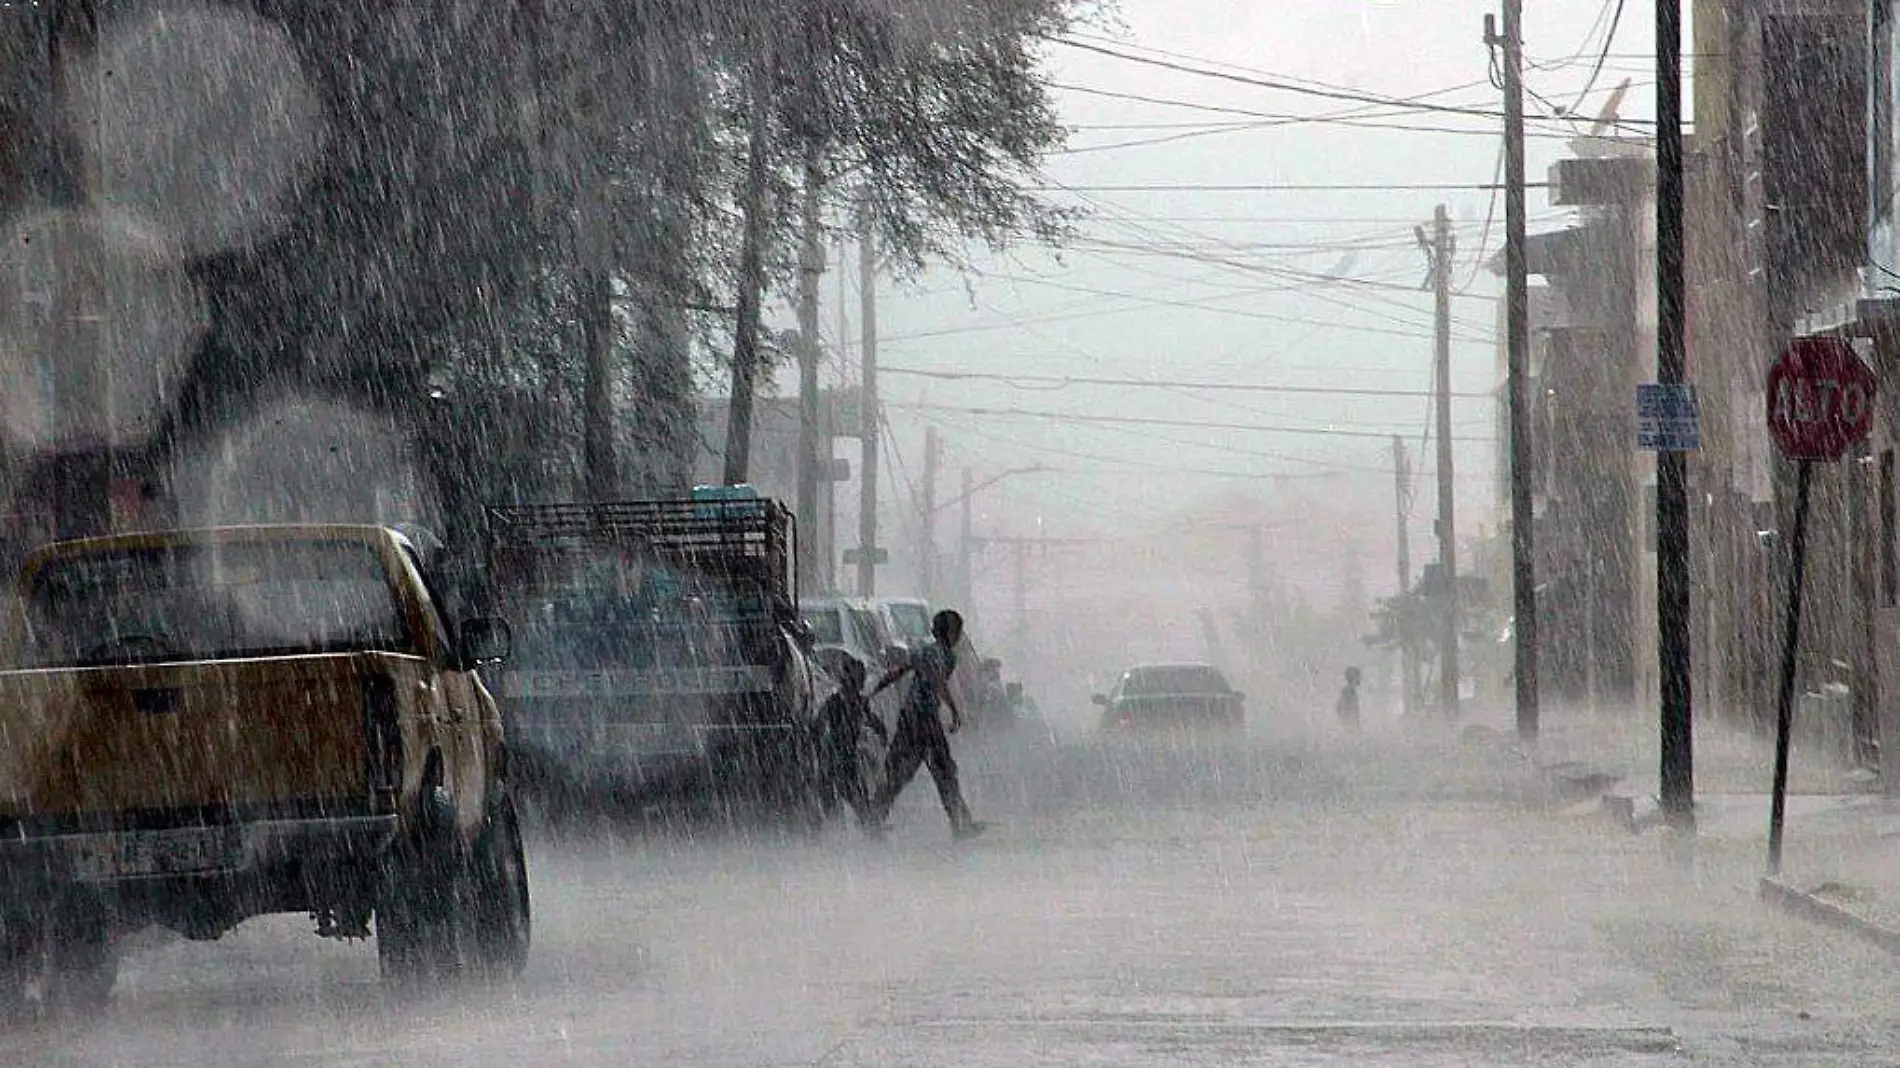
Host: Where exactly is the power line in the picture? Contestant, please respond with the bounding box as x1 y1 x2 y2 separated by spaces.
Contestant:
923 408 1379 482
913 267 1495 345
1048 83 1610 142
1047 244 1497 341
1050 35 1657 131
925 407 1499 491
1032 182 1503 342
877 366 1495 399
888 402 1500 443
1034 184 1494 332
1061 30 1497 104
1460 142 1506 292
1051 93 1598 147
1033 181 1548 193
1565 0 1628 114
1067 237 1503 304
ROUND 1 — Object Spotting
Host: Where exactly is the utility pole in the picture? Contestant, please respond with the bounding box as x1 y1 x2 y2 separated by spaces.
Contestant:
721 55 773 487
1419 204 1461 719
855 205 881 597
1013 538 1028 644
1491 0 1539 744
920 424 941 600
959 466 975 610
1392 434 1415 720
978 531 1101 651
834 235 851 582
795 156 825 592
1655 0 1695 832
46 0 111 537
1246 523 1267 635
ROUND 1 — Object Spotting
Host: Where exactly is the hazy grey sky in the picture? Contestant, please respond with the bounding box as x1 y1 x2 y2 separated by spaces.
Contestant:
785 0 1676 596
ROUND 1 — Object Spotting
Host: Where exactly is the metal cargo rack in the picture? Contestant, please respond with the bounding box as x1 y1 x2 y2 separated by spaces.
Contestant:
484 499 798 616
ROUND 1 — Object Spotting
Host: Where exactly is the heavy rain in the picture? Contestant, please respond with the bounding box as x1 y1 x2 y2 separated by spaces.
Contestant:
3 0 1900 1065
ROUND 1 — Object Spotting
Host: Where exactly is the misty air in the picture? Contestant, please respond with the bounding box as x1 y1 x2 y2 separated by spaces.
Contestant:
1 1 1899 1065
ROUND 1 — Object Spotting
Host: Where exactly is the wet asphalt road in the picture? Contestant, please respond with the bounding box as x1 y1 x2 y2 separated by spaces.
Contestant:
9 725 1900 1067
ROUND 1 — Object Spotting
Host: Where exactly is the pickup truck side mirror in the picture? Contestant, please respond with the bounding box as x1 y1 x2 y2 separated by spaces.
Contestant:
458 617 513 666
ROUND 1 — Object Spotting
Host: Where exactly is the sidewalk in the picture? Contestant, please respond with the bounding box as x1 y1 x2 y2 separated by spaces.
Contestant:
1469 706 1900 954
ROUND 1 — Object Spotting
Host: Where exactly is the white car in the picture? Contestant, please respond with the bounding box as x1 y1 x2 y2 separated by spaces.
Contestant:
801 596 895 669
873 597 933 648
801 595 908 724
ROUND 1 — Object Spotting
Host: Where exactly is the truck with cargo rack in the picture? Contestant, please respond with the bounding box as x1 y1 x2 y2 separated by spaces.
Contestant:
0 524 531 1010
481 490 833 820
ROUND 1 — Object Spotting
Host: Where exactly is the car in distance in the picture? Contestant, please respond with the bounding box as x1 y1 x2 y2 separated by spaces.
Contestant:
1094 662 1245 732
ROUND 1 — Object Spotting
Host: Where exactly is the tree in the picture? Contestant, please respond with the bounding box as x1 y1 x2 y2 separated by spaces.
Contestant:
16 0 1103 550
707 0 1099 481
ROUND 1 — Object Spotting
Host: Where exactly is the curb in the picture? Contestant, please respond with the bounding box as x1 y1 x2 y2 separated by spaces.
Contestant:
1759 875 1900 956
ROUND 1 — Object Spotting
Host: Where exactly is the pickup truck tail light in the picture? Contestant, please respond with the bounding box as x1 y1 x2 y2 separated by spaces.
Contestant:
364 674 403 797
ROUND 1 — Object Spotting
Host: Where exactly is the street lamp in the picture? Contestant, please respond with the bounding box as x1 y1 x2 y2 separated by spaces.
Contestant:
934 463 1050 516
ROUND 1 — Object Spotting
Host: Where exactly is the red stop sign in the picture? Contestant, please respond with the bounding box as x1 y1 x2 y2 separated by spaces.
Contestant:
1767 337 1877 460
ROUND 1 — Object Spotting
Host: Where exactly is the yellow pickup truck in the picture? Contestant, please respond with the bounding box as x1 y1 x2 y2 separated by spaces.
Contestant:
0 524 530 1010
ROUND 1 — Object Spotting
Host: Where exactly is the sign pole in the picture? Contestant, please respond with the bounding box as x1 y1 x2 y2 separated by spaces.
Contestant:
1761 335 1876 874
1767 459 1814 876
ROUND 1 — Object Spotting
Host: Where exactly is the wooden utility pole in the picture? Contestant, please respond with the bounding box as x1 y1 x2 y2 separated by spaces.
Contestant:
855 205 881 597
1013 538 1028 643
1392 434 1415 720
959 466 975 610
1420 204 1461 719
580 259 615 501
46 0 111 537
1656 0 1695 832
795 155 825 591
1493 0 1539 744
920 424 941 600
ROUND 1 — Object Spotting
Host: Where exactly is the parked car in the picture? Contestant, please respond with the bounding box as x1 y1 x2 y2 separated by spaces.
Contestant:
0 525 530 1004
872 597 933 650
484 493 828 824
801 595 900 672
1094 662 1246 732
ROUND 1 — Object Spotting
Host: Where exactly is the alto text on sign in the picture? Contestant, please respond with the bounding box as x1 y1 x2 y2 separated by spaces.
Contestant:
1766 337 1877 461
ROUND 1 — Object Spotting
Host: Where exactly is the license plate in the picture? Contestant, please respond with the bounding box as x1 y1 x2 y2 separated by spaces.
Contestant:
72 828 242 881
603 723 700 755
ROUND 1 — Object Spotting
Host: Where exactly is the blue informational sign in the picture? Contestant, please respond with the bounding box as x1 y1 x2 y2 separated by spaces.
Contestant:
1636 383 1701 452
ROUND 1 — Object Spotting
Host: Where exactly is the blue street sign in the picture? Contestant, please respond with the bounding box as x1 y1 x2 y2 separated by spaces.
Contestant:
1637 383 1701 452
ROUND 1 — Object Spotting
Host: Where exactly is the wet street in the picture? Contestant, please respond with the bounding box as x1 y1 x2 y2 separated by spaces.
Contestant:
10 727 1900 1067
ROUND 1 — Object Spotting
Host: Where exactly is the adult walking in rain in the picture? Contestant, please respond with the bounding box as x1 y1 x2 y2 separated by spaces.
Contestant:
865 609 985 840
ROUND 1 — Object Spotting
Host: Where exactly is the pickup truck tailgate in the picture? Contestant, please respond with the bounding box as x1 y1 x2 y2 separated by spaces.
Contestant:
0 654 372 822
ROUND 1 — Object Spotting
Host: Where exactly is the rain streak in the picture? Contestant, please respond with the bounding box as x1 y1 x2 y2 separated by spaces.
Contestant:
3 2 1900 1066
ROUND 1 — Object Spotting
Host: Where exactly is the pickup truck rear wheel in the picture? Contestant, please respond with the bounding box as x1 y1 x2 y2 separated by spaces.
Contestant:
0 899 118 1015
466 794 530 979
377 844 467 985
43 903 117 1012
